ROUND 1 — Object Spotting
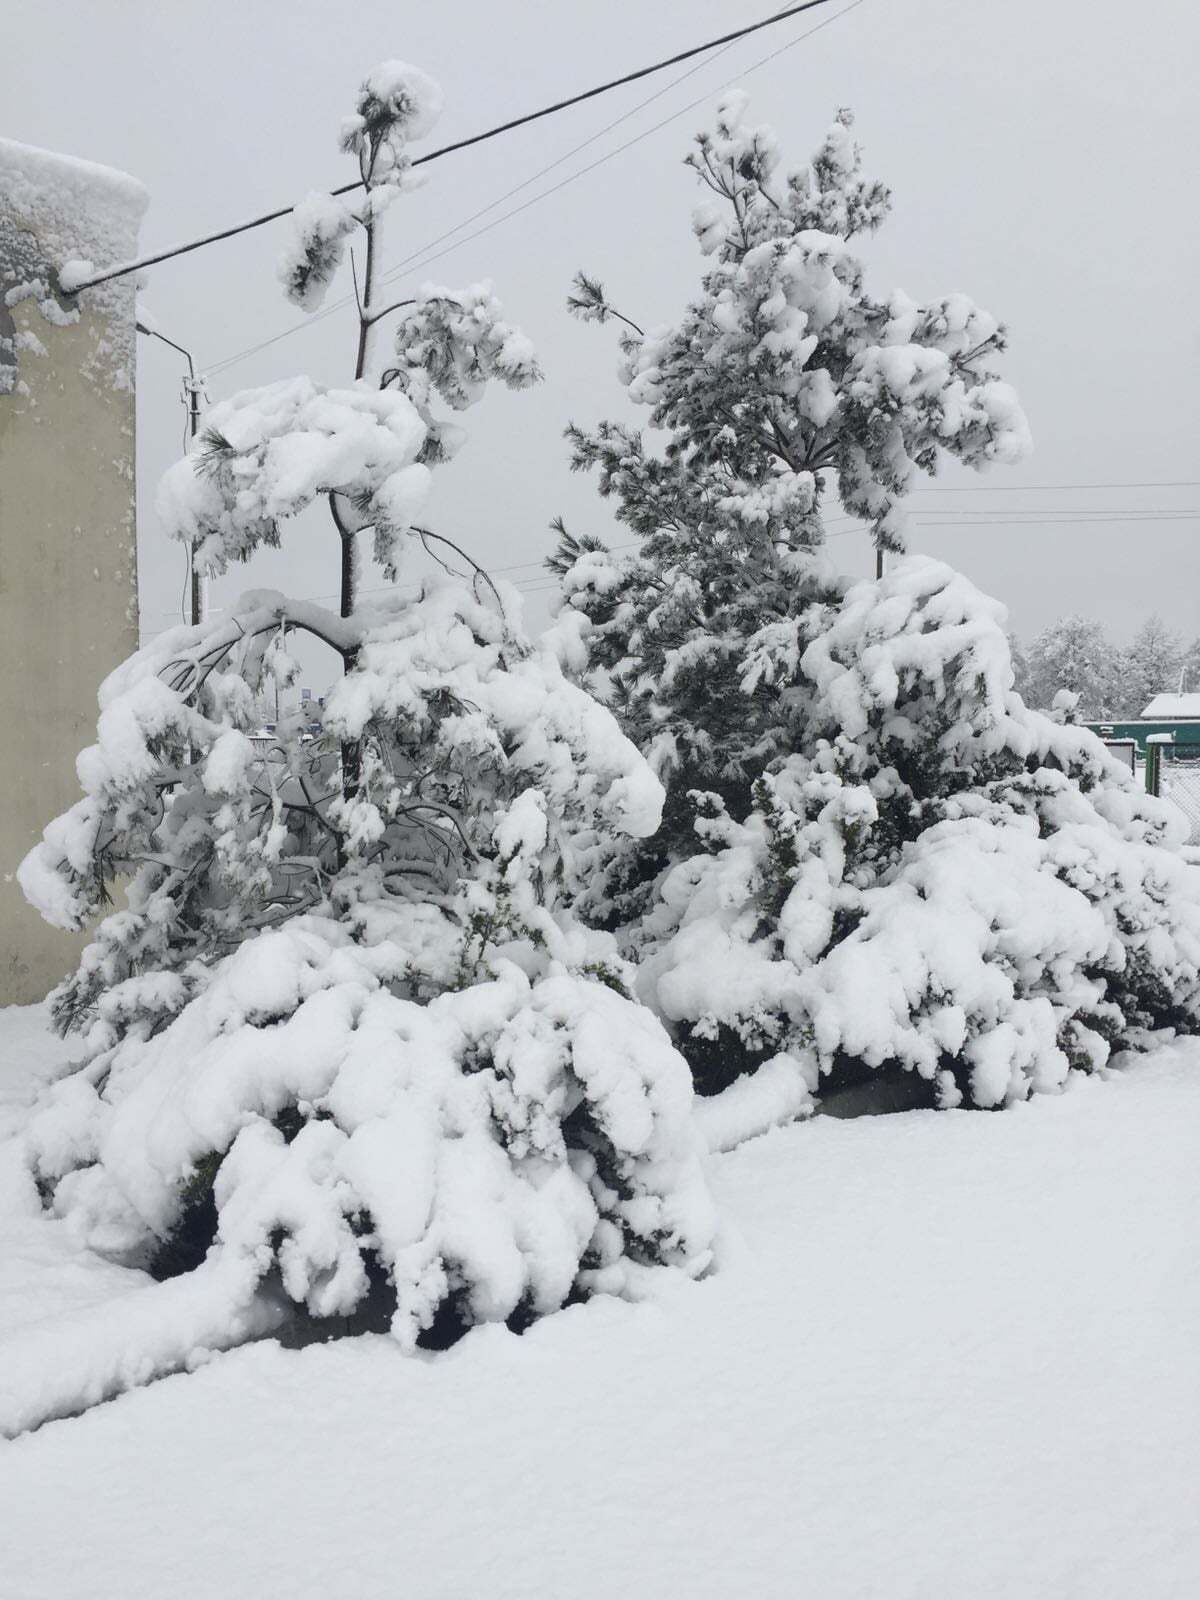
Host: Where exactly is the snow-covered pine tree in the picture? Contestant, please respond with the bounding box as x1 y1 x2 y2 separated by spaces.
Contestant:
1119 614 1183 715
12 62 714 1426
1182 637 1200 697
1007 631 1032 703
553 95 1200 1104
1022 614 1123 718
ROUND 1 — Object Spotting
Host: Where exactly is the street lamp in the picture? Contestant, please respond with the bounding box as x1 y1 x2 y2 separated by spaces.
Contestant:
135 315 206 626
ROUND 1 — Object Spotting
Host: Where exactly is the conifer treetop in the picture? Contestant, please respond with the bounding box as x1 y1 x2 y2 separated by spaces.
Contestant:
568 95 1030 556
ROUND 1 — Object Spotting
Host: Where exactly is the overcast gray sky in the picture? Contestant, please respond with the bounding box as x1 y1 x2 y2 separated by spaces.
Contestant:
9 0 1200 669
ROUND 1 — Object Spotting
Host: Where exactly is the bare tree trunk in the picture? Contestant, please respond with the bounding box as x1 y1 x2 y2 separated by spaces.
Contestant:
354 209 377 383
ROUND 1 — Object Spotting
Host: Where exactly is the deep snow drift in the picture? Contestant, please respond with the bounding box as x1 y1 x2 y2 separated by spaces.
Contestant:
1 1003 1196 1600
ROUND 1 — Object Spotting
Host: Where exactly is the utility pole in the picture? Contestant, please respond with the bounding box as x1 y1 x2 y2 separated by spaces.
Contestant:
136 317 206 624
875 545 884 580
181 371 205 625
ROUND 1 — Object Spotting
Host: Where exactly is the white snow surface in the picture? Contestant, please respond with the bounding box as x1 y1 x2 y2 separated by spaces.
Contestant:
0 1014 148 1344
1 1002 1196 1599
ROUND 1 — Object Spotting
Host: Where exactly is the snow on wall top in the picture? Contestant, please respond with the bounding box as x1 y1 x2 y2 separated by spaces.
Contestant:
1141 693 1200 720
1 137 149 395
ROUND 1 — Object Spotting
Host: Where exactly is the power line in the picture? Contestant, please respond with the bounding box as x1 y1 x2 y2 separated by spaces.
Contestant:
203 63 739 375
911 479 1200 495
372 0 861 303
202 7 781 378
138 502 1195 623
350 7 852 310
915 512 1197 527
378 6 802 294
65 1 837 299
911 509 1198 520
204 0 863 377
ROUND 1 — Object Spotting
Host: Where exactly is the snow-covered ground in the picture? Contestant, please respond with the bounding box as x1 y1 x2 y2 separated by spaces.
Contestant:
1 1002 1197 1600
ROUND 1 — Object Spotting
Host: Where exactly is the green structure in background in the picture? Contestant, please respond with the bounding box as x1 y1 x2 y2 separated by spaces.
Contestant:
1088 694 1200 756
1087 696 1200 800
1087 718 1200 759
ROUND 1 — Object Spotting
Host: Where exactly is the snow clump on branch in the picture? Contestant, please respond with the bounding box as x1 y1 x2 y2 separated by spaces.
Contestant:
277 193 359 311
278 60 442 310
339 60 444 173
155 377 431 574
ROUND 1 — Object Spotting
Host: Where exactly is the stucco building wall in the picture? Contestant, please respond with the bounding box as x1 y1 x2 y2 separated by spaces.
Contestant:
1 140 147 1004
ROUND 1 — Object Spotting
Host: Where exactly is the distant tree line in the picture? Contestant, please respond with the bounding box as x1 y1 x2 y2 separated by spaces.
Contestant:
1012 615 1200 720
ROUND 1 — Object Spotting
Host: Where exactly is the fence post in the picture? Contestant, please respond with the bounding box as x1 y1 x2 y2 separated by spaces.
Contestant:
1145 734 1171 797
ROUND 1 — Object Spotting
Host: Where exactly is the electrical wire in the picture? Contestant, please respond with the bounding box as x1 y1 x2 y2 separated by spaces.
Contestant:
204 0 864 376
202 7 787 377
65 1 838 299
913 512 1197 526
370 7 797 301
137 499 1199 628
910 479 1200 495
377 4 862 291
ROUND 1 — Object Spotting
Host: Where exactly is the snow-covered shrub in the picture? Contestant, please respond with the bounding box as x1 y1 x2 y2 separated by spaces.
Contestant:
23 919 712 1350
554 97 1200 1106
634 557 1200 1105
17 577 713 1377
12 61 714 1423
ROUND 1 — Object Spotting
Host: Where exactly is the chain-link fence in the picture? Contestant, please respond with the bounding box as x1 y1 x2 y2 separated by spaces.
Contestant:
1160 753 1200 844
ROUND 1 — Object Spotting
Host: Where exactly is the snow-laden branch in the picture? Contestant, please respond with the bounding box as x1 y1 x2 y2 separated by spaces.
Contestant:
157 592 363 688
154 378 432 578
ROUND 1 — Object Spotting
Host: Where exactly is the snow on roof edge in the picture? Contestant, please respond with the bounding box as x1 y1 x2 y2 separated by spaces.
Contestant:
1141 693 1200 719
0 136 149 222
